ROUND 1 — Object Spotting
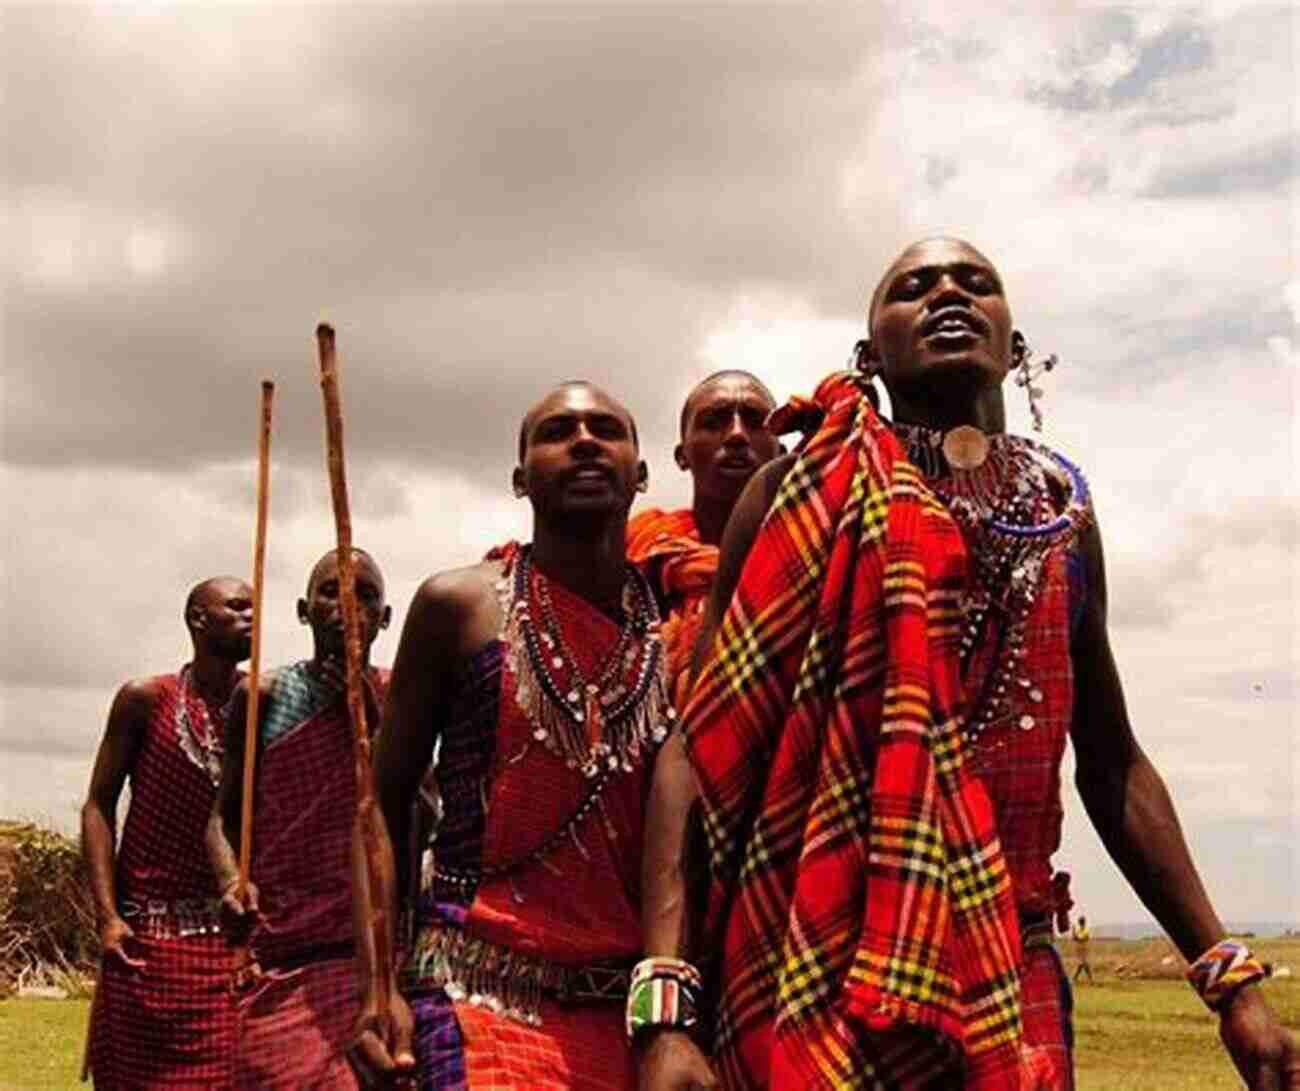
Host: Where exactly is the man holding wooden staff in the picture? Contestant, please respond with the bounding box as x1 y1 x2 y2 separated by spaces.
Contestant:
349 381 673 1089
208 548 391 1089
82 576 253 1088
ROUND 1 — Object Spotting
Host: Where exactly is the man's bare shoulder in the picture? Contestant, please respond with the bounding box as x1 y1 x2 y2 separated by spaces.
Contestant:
414 559 503 616
116 674 169 711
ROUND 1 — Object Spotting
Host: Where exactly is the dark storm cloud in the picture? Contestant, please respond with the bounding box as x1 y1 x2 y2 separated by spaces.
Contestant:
4 3 888 482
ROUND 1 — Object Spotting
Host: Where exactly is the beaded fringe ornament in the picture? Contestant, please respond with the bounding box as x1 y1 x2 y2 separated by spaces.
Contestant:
405 925 562 1025
895 426 1091 746
498 545 675 780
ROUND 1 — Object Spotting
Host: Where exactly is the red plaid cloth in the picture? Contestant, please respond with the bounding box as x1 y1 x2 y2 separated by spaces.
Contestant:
234 954 360 1089
90 669 236 1089
626 507 717 704
683 373 1027 1089
248 665 389 967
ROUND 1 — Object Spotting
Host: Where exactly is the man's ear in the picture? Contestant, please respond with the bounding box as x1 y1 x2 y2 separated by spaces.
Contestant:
511 466 527 498
187 605 207 634
296 598 309 625
380 605 393 630
636 459 649 494
673 442 688 472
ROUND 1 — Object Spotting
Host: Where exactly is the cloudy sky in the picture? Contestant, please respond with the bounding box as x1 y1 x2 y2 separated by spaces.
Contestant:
3 1 1295 927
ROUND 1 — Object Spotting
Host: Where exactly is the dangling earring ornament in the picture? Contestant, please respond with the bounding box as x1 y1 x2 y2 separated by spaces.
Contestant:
1011 332 1058 433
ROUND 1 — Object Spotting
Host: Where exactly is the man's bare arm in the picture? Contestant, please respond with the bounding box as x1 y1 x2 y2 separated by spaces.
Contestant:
1070 509 1297 1087
349 566 495 1084
639 457 792 1091
642 453 792 961
81 680 153 968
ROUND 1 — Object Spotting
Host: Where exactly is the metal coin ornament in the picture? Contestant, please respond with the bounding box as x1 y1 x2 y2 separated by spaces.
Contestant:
941 425 989 471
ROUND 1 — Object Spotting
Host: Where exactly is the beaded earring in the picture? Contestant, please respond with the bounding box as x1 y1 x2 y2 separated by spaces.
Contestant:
1011 331 1058 433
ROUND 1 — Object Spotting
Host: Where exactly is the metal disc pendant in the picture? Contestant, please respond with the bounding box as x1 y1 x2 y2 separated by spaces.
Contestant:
942 425 990 470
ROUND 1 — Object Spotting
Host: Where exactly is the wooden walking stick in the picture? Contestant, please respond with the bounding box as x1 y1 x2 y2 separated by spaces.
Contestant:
239 381 275 887
234 380 275 986
314 323 393 1020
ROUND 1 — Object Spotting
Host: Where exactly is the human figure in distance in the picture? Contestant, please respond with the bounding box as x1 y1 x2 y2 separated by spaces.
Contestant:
348 381 673 1090
208 548 391 1090
641 238 1299 1090
626 370 780 702
1071 916 1093 984
82 576 252 1089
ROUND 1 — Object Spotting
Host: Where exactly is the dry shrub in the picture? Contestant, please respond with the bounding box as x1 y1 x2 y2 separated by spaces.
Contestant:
0 821 97 997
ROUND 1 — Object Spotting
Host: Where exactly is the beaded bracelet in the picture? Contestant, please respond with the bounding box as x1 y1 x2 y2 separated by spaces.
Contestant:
625 957 703 1043
1186 939 1269 1011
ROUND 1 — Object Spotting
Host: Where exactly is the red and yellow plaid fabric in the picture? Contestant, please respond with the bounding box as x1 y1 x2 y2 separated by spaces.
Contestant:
683 372 1027 1089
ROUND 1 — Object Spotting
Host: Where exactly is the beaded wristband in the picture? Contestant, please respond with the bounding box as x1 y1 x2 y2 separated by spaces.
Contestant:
1186 940 1269 1011
625 957 703 1043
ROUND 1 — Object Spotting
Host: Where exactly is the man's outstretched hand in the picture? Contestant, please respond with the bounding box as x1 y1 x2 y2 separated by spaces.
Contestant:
1219 984 1300 1090
348 989 417 1090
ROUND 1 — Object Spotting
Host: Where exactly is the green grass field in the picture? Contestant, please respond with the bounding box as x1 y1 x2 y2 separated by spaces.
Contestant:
1 942 1296 1089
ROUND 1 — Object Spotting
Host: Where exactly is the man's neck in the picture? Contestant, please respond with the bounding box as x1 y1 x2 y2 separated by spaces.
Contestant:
189 651 240 705
889 384 1007 434
310 646 371 672
691 494 732 547
531 517 628 611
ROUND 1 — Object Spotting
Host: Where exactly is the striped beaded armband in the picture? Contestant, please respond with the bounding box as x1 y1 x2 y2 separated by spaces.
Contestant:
625 957 703 1043
1186 940 1269 1011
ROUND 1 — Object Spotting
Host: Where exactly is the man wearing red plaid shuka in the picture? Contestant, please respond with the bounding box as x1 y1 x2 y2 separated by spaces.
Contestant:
640 238 1298 1090
82 576 253 1089
207 548 391 1090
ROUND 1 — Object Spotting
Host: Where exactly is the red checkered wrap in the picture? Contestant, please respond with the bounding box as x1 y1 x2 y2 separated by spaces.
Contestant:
234 954 360 1089
965 549 1074 918
248 666 388 968
683 373 1026 1089
90 669 237 1088
409 555 648 1089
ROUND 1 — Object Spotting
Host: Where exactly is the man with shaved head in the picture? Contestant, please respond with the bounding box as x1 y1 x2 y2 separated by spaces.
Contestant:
642 238 1299 1089
82 576 252 1088
627 370 780 702
208 548 391 1089
350 381 673 1089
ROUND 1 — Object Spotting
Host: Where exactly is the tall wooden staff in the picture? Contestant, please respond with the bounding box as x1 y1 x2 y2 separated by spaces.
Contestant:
239 381 275 884
314 323 393 1018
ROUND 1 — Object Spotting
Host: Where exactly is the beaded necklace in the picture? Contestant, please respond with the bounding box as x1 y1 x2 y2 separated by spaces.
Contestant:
175 664 224 786
432 548 675 892
893 424 1091 746
499 544 675 780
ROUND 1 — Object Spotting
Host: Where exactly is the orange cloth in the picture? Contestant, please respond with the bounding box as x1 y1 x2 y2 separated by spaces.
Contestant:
626 508 718 706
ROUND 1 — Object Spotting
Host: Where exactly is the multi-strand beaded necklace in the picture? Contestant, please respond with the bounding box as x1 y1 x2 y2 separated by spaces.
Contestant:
500 543 675 780
175 664 224 787
894 424 1091 746
430 547 674 894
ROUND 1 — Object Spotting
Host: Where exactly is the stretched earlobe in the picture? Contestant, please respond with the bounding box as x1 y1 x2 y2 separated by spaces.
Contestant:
673 443 688 472
851 339 882 378
511 467 527 499
296 600 309 625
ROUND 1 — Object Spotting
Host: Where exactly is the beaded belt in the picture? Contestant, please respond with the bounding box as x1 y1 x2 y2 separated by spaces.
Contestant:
402 925 631 1025
118 896 223 938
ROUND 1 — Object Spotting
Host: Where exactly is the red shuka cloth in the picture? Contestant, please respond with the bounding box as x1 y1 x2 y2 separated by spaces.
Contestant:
416 545 652 1088
90 670 237 1090
235 664 388 1089
625 507 717 705
683 374 1030 1090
